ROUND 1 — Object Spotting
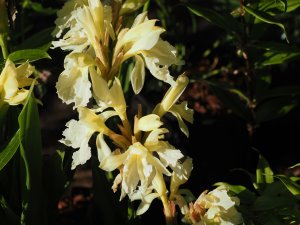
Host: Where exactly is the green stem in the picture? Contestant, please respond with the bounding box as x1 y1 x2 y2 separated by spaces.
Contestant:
143 0 150 12
0 34 8 59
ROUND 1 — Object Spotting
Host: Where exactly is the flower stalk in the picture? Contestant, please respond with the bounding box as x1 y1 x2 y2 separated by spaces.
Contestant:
0 0 8 59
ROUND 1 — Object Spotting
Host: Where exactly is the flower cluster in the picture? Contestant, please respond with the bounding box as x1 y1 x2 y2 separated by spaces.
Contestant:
53 0 242 223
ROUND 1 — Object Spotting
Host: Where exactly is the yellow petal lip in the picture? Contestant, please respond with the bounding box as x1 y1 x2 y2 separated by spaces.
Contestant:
0 59 34 106
138 114 163 132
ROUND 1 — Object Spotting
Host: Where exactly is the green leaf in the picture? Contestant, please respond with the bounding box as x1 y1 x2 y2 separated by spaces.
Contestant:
290 163 300 169
257 86 300 102
251 41 300 53
0 195 19 225
0 129 20 171
30 2 56 15
244 6 288 42
187 4 241 35
256 154 274 186
255 97 297 123
8 49 51 63
43 150 72 224
286 0 300 12
253 195 294 211
208 82 252 121
259 51 300 66
91 158 126 225
15 27 54 51
275 175 300 199
18 90 43 225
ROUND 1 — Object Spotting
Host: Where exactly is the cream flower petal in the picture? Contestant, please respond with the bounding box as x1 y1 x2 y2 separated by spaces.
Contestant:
131 11 148 27
56 54 94 107
130 55 145 94
52 0 87 38
169 109 189 137
122 154 140 195
138 114 163 132
152 169 167 197
100 151 129 171
153 74 189 116
78 107 112 135
147 154 171 176
16 62 35 88
0 61 18 99
109 78 127 120
60 119 94 169
157 148 184 168
136 193 160 215
90 69 127 119
96 133 111 162
8 89 29 105
143 55 175 86
56 67 91 107
124 28 164 58
170 157 193 196
144 39 182 66
145 128 169 146
71 142 91 169
170 101 194 123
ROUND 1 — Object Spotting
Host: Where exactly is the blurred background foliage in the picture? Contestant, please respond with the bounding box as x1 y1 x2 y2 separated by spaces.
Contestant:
1 0 300 224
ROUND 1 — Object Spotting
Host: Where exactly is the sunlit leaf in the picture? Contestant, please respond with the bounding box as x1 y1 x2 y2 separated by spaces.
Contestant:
244 6 288 42
275 175 300 199
8 49 51 63
256 154 274 186
289 163 300 169
259 52 300 66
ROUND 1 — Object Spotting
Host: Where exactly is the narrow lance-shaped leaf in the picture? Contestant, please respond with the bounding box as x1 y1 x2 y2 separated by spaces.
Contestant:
275 175 300 199
18 86 43 225
256 154 274 186
187 4 241 36
244 6 289 42
0 129 20 171
8 49 51 63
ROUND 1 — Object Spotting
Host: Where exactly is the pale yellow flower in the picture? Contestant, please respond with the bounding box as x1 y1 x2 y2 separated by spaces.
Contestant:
52 0 114 56
60 106 116 169
99 114 184 205
113 12 182 94
90 69 127 120
56 53 95 108
0 59 35 106
153 74 194 137
188 186 243 225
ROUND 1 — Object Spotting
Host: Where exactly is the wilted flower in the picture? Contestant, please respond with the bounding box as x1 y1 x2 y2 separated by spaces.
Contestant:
0 59 35 106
